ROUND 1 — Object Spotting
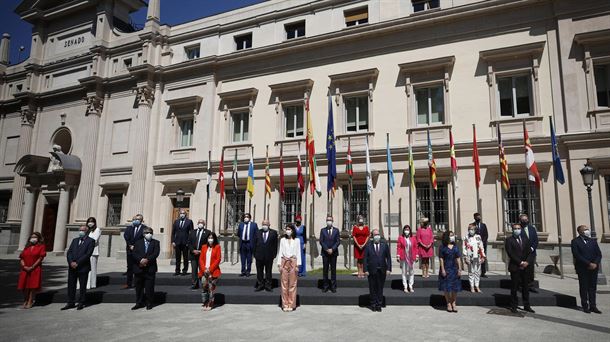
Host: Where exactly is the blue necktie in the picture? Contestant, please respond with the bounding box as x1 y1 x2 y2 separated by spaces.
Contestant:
145 241 149 253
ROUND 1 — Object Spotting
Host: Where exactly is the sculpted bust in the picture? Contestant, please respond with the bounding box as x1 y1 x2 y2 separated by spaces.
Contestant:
47 144 64 172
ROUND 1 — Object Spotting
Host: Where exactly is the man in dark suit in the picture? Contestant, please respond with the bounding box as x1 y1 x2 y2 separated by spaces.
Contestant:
237 213 258 277
131 227 160 310
122 214 146 289
473 213 489 277
253 219 278 292
188 219 210 289
364 229 392 312
61 225 95 310
571 224 603 314
319 215 340 293
519 214 539 292
505 223 535 314
172 209 193 276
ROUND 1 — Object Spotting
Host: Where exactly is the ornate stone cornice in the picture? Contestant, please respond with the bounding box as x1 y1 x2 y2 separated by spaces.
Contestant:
85 95 104 116
136 86 155 107
20 107 36 126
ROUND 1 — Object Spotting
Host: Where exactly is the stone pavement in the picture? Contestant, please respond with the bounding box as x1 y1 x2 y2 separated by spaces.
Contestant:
0 255 608 342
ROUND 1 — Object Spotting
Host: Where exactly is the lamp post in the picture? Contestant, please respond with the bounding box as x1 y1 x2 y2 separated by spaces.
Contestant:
176 188 185 207
579 160 607 285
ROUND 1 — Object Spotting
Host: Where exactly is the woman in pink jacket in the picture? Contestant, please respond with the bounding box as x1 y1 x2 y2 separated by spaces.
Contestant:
397 225 419 292
416 217 434 278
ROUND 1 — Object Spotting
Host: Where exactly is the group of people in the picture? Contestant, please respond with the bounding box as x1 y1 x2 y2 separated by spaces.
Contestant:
16 210 603 315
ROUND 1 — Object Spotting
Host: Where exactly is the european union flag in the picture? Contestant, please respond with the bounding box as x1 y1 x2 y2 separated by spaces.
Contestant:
326 94 337 193
387 133 395 194
550 119 565 184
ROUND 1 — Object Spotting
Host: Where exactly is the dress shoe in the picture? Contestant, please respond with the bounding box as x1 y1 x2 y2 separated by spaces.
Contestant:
523 306 535 313
264 287 272 292
376 307 382 312
146 305 153 310
61 304 76 311
330 288 337 293
368 305 376 312
239 274 246 277
255 286 264 292
583 308 591 314
181 272 188 276
481 274 488 278
191 285 199 290
529 288 538 293
591 307 602 314
131 304 143 310
510 307 518 314
246 273 252 277
121 284 132 290
173 272 180 276
322 288 329 293
76 304 85 310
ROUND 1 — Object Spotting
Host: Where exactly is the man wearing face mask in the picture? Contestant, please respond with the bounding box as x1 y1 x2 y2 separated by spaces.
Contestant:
237 213 258 277
518 214 539 292
172 209 193 276
253 219 278 292
188 219 210 289
472 213 489 277
505 224 535 314
364 229 392 312
319 215 340 292
123 214 147 289
131 227 160 310
61 226 95 310
571 225 603 314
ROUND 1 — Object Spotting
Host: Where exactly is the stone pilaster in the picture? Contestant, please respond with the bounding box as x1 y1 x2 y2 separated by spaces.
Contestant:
17 185 39 250
52 183 71 253
129 86 154 216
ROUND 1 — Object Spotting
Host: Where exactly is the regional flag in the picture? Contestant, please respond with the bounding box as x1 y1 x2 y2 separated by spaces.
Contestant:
427 130 437 191
247 149 255 198
306 98 322 197
450 129 458 188
264 152 271 199
497 125 510 192
550 119 565 185
523 122 541 188
326 94 337 195
386 134 395 194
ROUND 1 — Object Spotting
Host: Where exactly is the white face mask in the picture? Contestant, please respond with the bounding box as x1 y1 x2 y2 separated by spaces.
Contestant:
180 214 186 219
244 218 250 223
358 219 364 224
208 239 214 245
583 229 591 238
468 229 475 236
144 233 153 241
449 236 455 243
262 225 269 231
87 222 95 228
404 230 410 236
197 223 204 229
513 229 522 236
285 229 292 236
30 238 38 244
326 221 333 227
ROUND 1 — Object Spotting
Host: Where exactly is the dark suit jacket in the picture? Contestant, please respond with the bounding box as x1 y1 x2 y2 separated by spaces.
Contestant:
188 228 210 260
66 236 95 273
132 239 160 274
172 218 193 245
505 235 535 273
124 224 146 248
571 236 602 273
319 226 340 256
520 224 539 256
253 229 278 262
473 221 489 245
363 241 392 273
237 222 259 245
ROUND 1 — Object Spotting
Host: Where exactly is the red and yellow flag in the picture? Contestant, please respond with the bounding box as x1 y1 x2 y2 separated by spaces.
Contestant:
523 122 541 188
264 150 271 198
498 125 510 192
306 98 322 196
427 130 437 190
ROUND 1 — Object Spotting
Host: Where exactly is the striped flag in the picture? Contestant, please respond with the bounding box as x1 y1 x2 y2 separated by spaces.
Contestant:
408 135 415 190
550 119 565 185
264 151 271 199
346 139 353 196
449 129 458 188
219 152 225 200
206 155 212 199
306 98 322 197
472 125 481 189
297 148 304 197
386 134 395 194
365 138 373 195
231 150 238 195
279 146 285 199
497 125 510 192
247 149 255 198
523 122 541 188
427 130 437 191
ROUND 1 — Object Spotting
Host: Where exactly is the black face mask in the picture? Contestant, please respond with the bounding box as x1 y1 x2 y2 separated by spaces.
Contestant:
475 218 481 222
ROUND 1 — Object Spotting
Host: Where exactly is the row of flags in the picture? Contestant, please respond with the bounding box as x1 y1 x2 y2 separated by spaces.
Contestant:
210 100 566 202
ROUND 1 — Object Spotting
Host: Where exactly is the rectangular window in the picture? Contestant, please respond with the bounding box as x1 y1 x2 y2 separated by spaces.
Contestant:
412 0 440 12
342 184 369 231
106 193 123 226
284 104 304 138
416 181 449 232
179 118 194 147
235 33 253 51
415 85 444 125
231 111 249 143
281 188 299 228
0 193 9 223
345 7 368 27
594 65 610 108
225 191 246 231
345 95 369 132
122 58 132 70
505 179 542 232
184 45 200 60
498 75 531 117
285 21 305 40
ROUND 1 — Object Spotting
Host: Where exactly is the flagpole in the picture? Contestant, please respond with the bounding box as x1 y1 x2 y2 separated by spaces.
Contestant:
408 132 413 226
233 149 238 237
206 150 211 225
550 116 564 279
427 128 436 274
450 130 459 238
366 136 372 241
296 142 300 217
348 136 352 270
264 145 268 220
523 121 533 234
498 123 508 276
386 133 391 245
249 146 253 215
473 124 481 214
304 140 311 271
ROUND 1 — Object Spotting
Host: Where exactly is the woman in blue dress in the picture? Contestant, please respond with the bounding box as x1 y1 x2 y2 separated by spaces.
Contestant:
294 215 307 277
438 230 462 313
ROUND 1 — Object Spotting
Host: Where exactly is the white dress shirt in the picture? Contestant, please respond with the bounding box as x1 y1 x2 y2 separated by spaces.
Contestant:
277 238 302 266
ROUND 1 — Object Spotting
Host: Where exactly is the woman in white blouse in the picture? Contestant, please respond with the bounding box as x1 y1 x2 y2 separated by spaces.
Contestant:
463 223 486 293
277 224 301 312
86 217 101 289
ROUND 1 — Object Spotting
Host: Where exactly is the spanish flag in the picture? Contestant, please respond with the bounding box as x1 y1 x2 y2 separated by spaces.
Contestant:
427 130 437 191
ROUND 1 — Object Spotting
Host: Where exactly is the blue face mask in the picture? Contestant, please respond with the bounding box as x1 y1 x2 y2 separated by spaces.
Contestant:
133 219 141 226
513 229 522 236
78 231 86 238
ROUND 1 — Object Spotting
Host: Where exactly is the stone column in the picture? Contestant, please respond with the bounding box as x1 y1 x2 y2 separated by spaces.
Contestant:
17 185 39 250
75 95 103 220
129 86 154 215
52 184 71 253
6 109 36 223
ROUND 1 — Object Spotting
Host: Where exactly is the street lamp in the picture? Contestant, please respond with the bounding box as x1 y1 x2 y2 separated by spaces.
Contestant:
579 160 607 285
176 188 185 205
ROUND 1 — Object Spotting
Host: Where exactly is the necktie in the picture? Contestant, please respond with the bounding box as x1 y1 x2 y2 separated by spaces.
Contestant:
134 226 139 237
79 239 83 246
145 241 149 253
246 223 250 240
525 226 530 239
180 220 184 228
518 237 522 248
197 229 202 247
375 244 379 254
264 232 268 243
328 228 332 237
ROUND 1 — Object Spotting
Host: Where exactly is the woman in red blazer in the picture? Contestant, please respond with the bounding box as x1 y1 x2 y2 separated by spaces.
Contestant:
18 232 47 309
198 232 221 311
397 225 419 293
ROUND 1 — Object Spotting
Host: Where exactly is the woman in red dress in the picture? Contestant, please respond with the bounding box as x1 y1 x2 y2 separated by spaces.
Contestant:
18 232 46 309
416 217 434 278
351 215 370 278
